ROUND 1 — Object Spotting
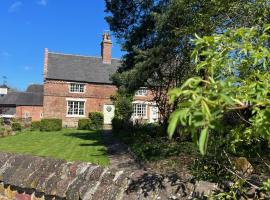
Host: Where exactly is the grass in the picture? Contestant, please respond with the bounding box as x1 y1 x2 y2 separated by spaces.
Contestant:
0 129 109 166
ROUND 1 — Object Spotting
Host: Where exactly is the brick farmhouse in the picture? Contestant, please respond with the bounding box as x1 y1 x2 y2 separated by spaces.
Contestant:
0 33 159 127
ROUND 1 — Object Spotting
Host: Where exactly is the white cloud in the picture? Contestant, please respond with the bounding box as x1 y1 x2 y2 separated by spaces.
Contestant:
24 66 31 71
37 0 48 6
8 1 23 13
0 51 11 58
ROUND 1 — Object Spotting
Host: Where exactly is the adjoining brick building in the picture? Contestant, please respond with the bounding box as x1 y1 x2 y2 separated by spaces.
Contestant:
43 33 159 127
0 84 43 121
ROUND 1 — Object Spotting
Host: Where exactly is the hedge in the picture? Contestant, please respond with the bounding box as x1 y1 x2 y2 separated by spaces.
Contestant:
78 119 91 130
31 121 41 131
89 112 104 130
112 117 124 132
40 119 62 132
12 122 22 131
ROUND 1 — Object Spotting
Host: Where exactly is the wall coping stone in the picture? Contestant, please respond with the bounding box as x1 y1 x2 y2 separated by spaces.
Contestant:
0 152 198 200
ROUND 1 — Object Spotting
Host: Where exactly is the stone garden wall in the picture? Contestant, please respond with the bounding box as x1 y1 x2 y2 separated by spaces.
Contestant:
0 153 201 200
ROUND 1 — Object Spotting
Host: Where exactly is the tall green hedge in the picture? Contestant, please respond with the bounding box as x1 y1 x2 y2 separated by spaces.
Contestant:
40 119 62 132
89 112 103 130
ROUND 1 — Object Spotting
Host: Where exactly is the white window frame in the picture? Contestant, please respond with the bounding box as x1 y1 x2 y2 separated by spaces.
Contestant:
69 83 85 93
135 87 147 96
66 98 86 117
132 103 147 118
24 112 30 118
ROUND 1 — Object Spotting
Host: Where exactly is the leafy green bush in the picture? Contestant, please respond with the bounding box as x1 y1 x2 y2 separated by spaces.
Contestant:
89 112 103 130
31 121 41 131
0 118 4 126
40 119 62 132
78 119 91 130
168 25 270 155
12 122 22 131
112 117 124 131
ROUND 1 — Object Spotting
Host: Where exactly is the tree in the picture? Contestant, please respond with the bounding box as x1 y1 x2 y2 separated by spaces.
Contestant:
168 25 270 155
105 0 270 124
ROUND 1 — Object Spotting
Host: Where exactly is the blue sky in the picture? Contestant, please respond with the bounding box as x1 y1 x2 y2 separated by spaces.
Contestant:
0 0 123 90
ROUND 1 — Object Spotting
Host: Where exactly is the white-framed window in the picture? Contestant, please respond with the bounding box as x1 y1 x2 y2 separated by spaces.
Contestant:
24 112 30 118
69 83 85 93
135 87 147 96
67 100 85 116
133 103 147 117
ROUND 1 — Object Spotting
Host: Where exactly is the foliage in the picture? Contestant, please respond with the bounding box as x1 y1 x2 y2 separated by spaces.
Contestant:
262 179 270 192
12 122 22 132
89 112 104 130
40 119 62 132
106 0 270 123
31 121 41 131
0 118 4 126
114 124 198 162
111 91 133 121
78 119 91 130
112 117 125 132
0 129 109 165
168 25 270 155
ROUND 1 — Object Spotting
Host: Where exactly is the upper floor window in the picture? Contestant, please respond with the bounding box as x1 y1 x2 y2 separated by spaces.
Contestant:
70 83 85 93
135 87 147 96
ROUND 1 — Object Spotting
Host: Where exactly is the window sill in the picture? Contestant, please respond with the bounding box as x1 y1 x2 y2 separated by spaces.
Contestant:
69 91 85 94
66 115 86 118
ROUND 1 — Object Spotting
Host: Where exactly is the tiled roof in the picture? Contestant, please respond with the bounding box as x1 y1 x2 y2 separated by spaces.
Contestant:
47 52 121 84
0 92 43 106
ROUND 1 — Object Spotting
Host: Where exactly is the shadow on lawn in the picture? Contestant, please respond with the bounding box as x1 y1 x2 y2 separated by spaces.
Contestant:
64 131 106 147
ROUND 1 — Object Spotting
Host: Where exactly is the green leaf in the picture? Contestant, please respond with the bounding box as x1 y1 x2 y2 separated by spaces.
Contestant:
167 111 181 139
199 127 209 155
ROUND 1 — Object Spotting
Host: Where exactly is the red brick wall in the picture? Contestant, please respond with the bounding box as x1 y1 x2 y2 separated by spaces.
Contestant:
16 106 43 121
43 80 117 127
43 80 159 127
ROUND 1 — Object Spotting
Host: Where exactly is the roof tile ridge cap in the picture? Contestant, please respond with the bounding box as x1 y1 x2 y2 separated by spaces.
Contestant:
48 51 121 61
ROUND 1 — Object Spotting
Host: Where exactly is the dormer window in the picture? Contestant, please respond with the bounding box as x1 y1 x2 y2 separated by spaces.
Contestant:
135 87 147 96
70 83 85 93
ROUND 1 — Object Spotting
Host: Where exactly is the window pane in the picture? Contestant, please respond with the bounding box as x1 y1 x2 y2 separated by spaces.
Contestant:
70 84 85 93
133 103 146 117
67 101 85 116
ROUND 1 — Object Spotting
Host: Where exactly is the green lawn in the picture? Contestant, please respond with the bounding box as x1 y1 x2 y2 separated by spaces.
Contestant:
0 129 109 166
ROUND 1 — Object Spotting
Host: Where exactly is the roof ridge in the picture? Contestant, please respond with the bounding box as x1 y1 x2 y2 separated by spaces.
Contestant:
48 51 121 61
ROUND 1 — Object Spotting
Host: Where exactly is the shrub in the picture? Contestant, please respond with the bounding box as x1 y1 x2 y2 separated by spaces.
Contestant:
112 117 124 132
12 122 22 131
78 119 91 130
40 119 62 132
0 118 4 126
31 121 41 131
89 112 103 130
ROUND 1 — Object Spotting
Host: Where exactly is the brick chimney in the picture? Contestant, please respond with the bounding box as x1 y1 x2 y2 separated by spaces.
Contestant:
44 48 48 80
101 32 112 64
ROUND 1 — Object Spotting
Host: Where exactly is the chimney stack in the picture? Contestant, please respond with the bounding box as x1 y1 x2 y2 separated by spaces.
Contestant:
101 32 112 64
44 48 48 80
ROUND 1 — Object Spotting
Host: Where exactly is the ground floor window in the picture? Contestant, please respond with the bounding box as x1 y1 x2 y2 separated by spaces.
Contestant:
67 101 85 116
133 103 147 117
24 112 30 118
